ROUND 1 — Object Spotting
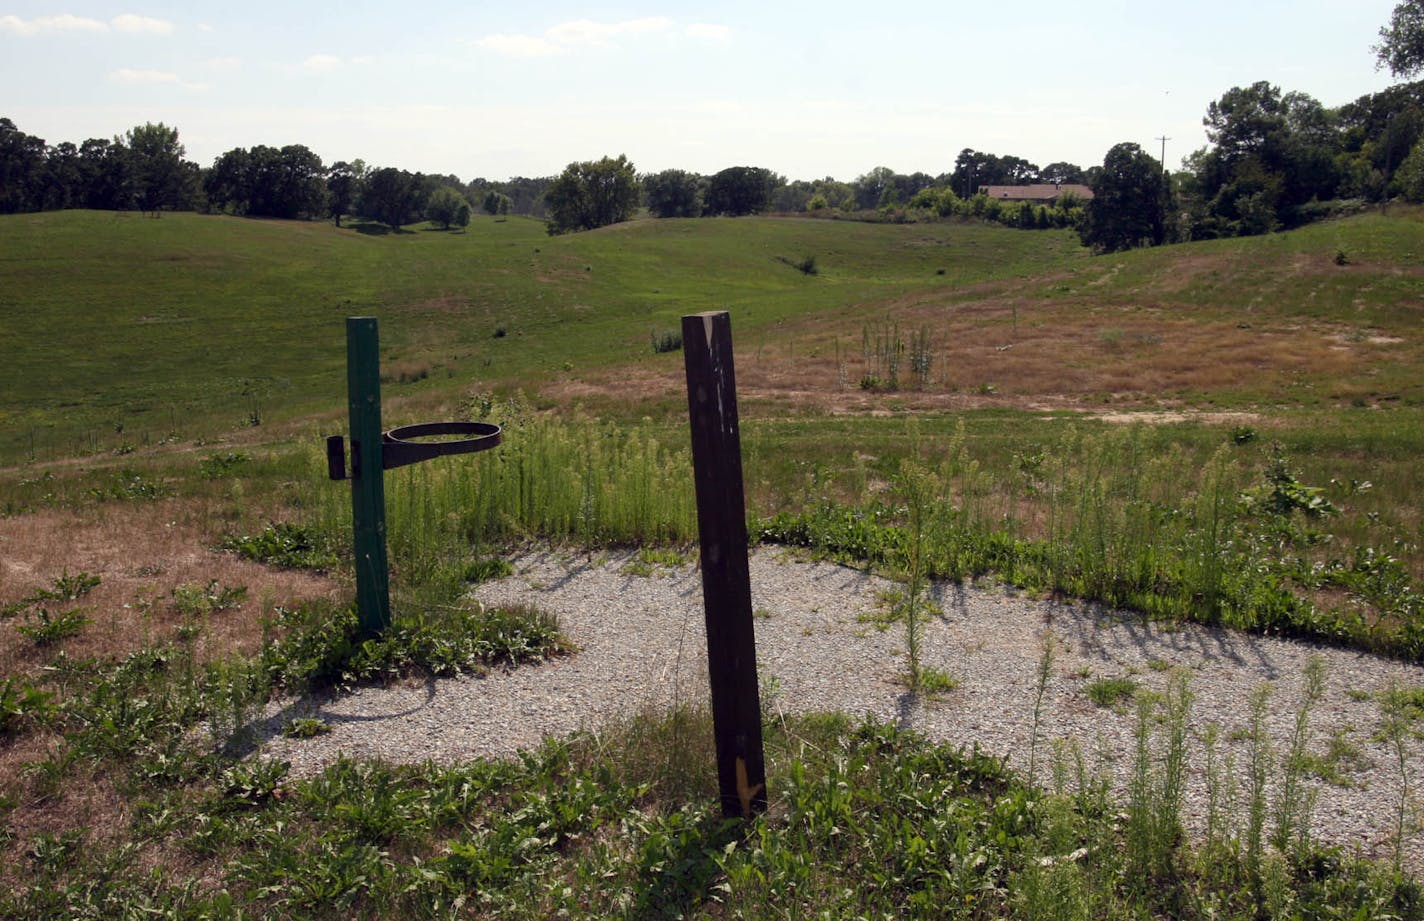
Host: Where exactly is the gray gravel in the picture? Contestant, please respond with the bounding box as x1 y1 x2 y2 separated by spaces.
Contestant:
257 546 1424 872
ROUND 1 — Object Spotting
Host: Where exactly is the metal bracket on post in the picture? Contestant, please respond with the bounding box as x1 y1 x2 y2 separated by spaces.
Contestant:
328 317 502 637
682 309 767 821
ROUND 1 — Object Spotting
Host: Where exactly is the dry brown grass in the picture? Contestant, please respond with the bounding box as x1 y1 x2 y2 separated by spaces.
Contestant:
537 291 1404 416
0 498 342 681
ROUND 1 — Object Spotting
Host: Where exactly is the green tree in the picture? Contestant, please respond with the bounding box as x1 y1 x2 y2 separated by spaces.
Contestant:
125 122 187 215
1395 137 1424 200
1187 82 1344 234
78 137 133 210
326 160 363 227
543 155 640 235
1080 142 1170 253
482 190 511 215
1039 161 1086 184
704 166 777 216
1376 1 1424 78
204 147 252 213
426 186 472 229
642 168 703 217
949 149 1040 198
0 118 47 213
361 167 424 231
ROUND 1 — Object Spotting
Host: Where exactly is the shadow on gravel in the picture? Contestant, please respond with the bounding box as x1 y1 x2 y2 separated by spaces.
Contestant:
223 676 440 760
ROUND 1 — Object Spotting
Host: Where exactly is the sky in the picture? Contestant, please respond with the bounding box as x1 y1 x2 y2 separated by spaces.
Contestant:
1 1 1408 183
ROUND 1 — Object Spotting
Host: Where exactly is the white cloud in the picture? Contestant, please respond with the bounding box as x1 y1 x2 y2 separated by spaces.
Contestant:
0 12 175 35
474 16 675 57
545 17 672 46
206 56 241 72
0 14 106 35
303 54 342 72
472 33 562 57
111 14 175 35
684 23 730 40
108 68 208 91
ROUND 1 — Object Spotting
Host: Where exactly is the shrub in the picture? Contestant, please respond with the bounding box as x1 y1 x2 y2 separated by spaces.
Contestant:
650 329 683 354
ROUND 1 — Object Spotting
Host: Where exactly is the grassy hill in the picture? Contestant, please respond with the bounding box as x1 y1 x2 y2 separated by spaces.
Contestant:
0 210 1083 460
4 207 1423 464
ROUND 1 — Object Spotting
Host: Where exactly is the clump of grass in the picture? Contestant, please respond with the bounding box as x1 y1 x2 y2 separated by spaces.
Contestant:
650 329 683 353
87 469 171 501
263 599 568 692
16 607 90 645
1084 676 1138 709
620 546 691 576
222 522 340 571
197 452 250 479
462 556 513 584
283 717 331 739
916 666 957 696
0 676 57 735
172 580 247 617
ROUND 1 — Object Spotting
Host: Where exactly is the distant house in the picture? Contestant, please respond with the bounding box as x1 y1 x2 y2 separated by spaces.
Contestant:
978 183 1094 205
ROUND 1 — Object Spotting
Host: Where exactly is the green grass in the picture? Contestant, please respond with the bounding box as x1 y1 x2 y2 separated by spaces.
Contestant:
0 211 1085 461
1085 676 1139 709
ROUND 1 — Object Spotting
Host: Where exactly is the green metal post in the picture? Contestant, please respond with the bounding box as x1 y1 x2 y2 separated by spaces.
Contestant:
346 317 391 636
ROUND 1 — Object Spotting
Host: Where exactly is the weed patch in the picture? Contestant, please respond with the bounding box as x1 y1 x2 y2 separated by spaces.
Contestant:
221 522 340 572
1085 676 1138 709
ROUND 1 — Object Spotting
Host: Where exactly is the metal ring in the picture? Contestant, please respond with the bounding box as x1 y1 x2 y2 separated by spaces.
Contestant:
381 421 502 469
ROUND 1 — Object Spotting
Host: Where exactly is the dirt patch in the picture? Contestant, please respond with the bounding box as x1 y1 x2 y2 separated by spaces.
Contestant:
0 499 342 678
1088 410 1261 426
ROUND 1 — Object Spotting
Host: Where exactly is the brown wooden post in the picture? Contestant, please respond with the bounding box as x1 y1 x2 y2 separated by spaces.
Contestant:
681 310 767 820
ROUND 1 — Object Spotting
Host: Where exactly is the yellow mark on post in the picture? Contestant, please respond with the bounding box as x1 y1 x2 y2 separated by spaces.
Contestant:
735 756 764 816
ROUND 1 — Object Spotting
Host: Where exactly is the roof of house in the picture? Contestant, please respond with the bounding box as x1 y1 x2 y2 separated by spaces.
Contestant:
979 183 1094 201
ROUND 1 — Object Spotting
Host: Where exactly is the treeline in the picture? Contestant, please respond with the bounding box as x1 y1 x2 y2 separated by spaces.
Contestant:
2 76 1422 247
0 117 553 229
633 162 1088 231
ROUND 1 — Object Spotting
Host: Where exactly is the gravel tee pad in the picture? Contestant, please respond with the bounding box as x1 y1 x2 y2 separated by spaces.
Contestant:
258 547 1424 871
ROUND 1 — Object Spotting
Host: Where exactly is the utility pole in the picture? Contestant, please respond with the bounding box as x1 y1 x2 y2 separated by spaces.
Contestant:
1156 135 1171 177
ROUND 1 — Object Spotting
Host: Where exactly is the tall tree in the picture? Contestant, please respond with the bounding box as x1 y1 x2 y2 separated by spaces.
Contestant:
1376 1 1424 78
425 186 471 229
78 137 133 210
482 190 511 215
1189 82 1344 233
326 160 363 227
361 167 424 231
704 166 777 216
1039 161 1086 184
643 168 703 217
0 118 47 213
1080 142 1169 253
949 149 1041 197
205 147 252 214
544 155 640 234
125 122 187 215
41 141 84 210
